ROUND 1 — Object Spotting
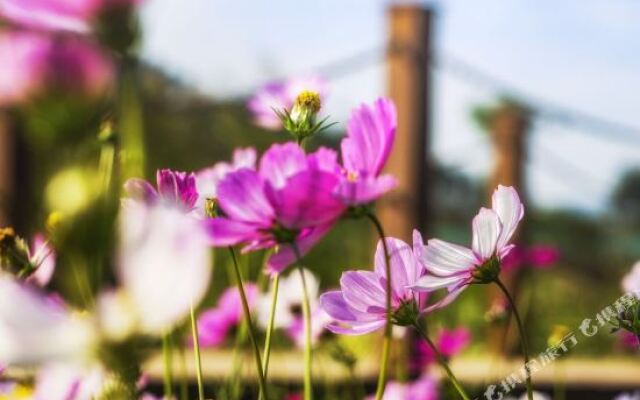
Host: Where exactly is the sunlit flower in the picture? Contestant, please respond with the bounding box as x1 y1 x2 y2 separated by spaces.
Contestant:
622 261 640 293
320 235 446 335
125 169 198 212
366 375 438 400
411 185 524 303
116 202 212 334
0 31 114 106
247 76 326 130
196 283 259 347
205 142 345 273
335 98 397 205
195 148 257 215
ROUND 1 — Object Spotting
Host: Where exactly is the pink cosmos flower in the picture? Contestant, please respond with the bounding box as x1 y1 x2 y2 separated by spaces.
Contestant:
0 0 141 33
413 327 471 371
196 283 259 347
410 185 524 304
320 235 447 335
622 261 640 294
205 142 345 273
618 330 639 350
25 233 56 287
366 375 438 400
195 148 257 212
501 244 560 273
125 169 198 212
0 31 114 106
334 98 398 205
247 76 326 130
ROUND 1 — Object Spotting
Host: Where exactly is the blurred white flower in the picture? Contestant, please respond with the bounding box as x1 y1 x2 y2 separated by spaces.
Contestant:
622 261 640 294
0 276 96 366
118 202 212 334
257 268 319 330
34 363 104 400
256 268 329 347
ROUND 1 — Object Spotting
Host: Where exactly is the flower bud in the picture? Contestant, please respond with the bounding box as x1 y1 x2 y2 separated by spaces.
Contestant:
279 90 331 140
0 227 32 275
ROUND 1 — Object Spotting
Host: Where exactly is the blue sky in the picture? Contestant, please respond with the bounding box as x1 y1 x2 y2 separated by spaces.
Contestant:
139 0 640 213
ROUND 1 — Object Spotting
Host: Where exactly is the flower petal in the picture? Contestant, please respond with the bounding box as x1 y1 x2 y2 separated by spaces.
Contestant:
124 178 158 205
334 174 397 205
422 239 477 277
340 271 386 314
265 222 334 274
492 185 524 252
341 98 397 176
410 273 468 293
204 217 263 247
471 208 501 260
267 169 344 230
259 142 307 189
374 237 421 301
217 169 275 224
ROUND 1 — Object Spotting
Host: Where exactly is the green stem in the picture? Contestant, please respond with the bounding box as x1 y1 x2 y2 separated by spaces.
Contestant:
292 244 313 400
495 278 533 400
412 322 471 400
365 213 392 400
190 305 205 400
178 344 189 400
262 272 280 377
229 247 269 399
162 333 173 399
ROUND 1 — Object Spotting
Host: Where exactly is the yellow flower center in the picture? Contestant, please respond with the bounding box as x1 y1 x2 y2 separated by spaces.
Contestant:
294 90 321 113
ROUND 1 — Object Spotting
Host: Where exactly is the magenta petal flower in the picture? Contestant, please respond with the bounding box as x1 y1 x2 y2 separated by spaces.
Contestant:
438 327 471 358
125 169 198 212
0 0 142 33
411 185 524 302
335 97 398 205
320 237 445 335
195 148 257 208
247 76 326 130
206 142 345 273
197 283 258 347
0 31 114 106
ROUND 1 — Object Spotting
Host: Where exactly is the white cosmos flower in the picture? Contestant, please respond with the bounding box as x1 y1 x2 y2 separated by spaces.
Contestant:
118 202 212 334
411 185 524 307
622 261 640 294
